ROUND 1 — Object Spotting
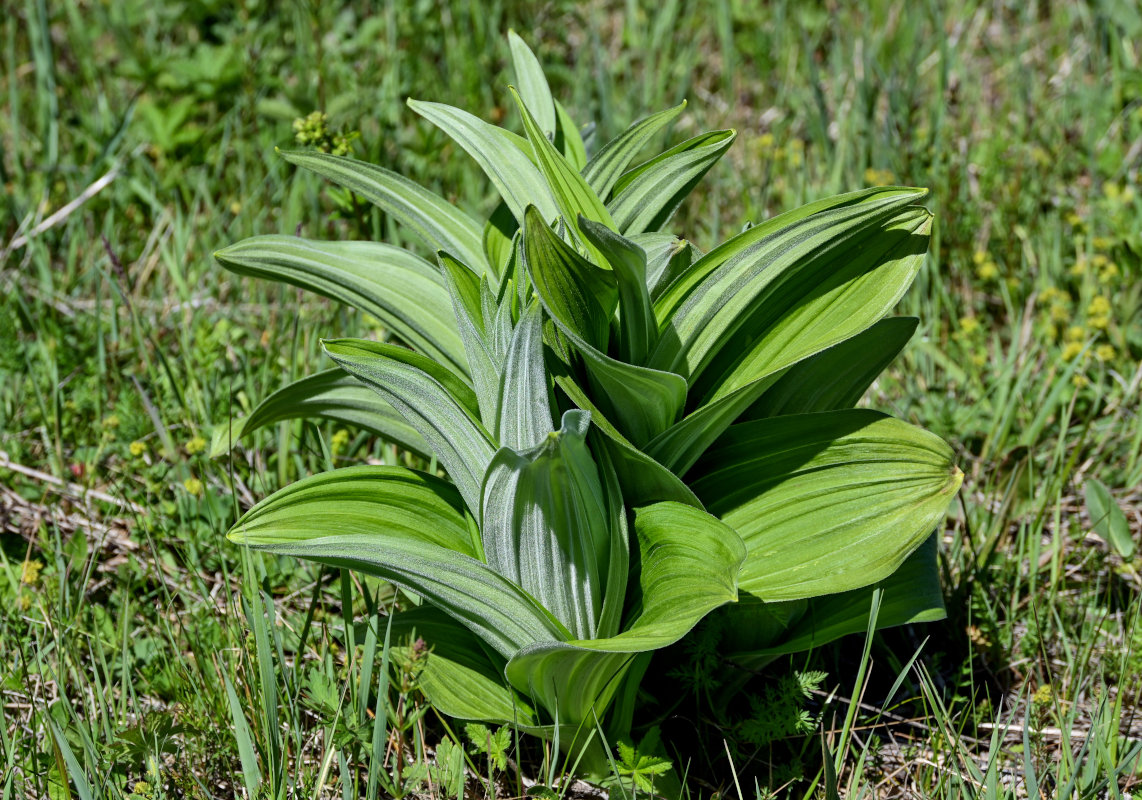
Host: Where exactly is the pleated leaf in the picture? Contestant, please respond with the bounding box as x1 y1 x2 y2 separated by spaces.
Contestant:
578 217 658 365
408 99 559 225
389 606 539 726
496 303 555 451
215 235 467 376
721 536 945 661
744 317 918 418
322 338 495 515
608 129 736 235
525 208 686 446
508 31 556 139
279 150 487 271
692 409 962 600
439 252 500 426
582 102 686 201
513 88 615 263
481 410 610 641
504 502 743 725
209 369 429 459
227 465 570 656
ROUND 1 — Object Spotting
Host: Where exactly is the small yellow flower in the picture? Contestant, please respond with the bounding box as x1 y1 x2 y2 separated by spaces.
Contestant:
971 352 987 367
1087 296 1111 317
129 440 147 457
753 133 776 154
1030 146 1051 167
1072 373 1089 388
1038 287 1068 305
21 559 43 586
1089 314 1110 331
1061 342 1083 362
1091 253 1109 267
1122 186 1136 204
976 261 999 281
1065 212 1084 228
1065 325 1086 342
1096 344 1116 361
1069 258 1088 277
230 201 242 215
102 415 120 429
183 477 204 495
973 250 988 265
1032 684 1055 705
863 167 895 186
958 316 981 335
1098 262 1119 283
1103 183 1120 201
330 429 350 453
185 436 207 455
1050 303 1070 323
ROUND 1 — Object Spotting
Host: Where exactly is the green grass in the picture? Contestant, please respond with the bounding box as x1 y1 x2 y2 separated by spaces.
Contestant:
2 0 1141 797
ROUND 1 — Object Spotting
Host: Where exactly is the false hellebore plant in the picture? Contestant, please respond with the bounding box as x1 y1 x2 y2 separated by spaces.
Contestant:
215 33 962 770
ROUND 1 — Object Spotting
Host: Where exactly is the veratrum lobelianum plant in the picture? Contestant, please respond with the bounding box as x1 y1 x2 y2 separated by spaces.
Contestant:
215 32 962 768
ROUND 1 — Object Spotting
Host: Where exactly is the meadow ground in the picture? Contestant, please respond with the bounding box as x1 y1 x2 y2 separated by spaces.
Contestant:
2 1 1141 797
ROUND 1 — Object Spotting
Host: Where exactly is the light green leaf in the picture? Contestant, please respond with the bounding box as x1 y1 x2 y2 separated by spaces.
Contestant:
744 317 918 418
481 410 609 641
439 252 500 426
608 129 736 235
525 208 686 446
578 217 658 365
408 99 559 225
389 606 539 726
1085 479 1135 559
496 303 555 450
279 150 487 272
631 233 698 300
582 102 686 201
719 535 946 663
512 87 615 261
508 30 556 139
554 99 588 170
692 409 962 600
504 502 743 724
215 235 467 376
323 338 496 515
209 369 430 459
228 465 570 656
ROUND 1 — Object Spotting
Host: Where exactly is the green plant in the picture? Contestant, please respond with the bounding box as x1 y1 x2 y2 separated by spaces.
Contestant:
215 32 961 778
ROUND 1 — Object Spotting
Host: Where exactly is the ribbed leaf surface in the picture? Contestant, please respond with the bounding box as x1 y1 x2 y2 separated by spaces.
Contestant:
215 235 466 375
507 31 556 138
481 411 610 641
608 130 736 234
323 339 495 515
504 502 743 724
692 409 962 600
209 369 429 459
582 102 686 201
495 303 555 451
228 466 570 656
279 150 486 271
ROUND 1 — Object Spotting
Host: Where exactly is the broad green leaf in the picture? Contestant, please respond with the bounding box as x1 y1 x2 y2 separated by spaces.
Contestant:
579 217 658 365
650 188 927 391
508 30 556 139
547 358 701 509
608 129 736 235
228 465 570 656
554 99 588 170
439 252 500 426
408 99 559 225
504 502 743 724
323 338 496 515
512 87 615 261
720 535 945 663
209 369 429 459
525 208 686 446
1085 479 1135 559
496 303 555 450
645 202 931 474
481 410 609 641
483 201 518 277
279 150 486 271
692 409 962 600
215 235 467 376
744 317 918 418
630 233 698 300
654 187 923 324
390 606 539 726
582 102 686 201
